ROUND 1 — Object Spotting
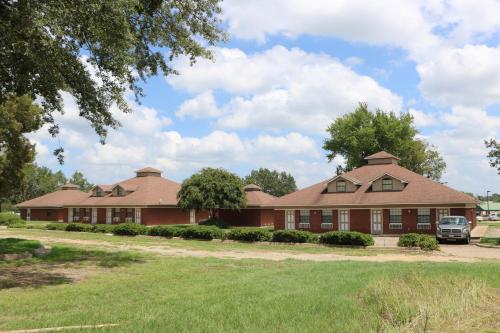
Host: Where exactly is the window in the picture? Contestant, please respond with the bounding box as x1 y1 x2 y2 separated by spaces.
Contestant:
47 210 52 217
116 187 124 196
336 180 346 192
113 208 121 218
339 210 349 231
382 178 393 191
73 208 79 216
83 208 90 217
299 210 310 228
321 210 333 223
417 208 430 224
389 208 402 223
95 188 103 197
126 208 133 218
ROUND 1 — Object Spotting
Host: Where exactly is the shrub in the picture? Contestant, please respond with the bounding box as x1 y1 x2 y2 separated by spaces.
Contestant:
148 225 186 238
65 223 94 232
181 225 224 240
226 228 272 242
112 223 148 236
319 231 374 246
45 223 68 231
398 233 439 251
271 230 317 243
199 218 228 229
7 222 27 229
92 224 116 234
0 212 25 226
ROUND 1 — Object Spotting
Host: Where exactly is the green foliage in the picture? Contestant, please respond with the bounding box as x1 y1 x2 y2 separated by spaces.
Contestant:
0 96 42 199
271 230 318 243
323 103 446 180
92 224 116 234
199 218 228 229
244 168 297 197
485 139 500 174
398 233 439 251
181 225 224 240
69 171 94 192
65 223 94 232
7 222 27 229
479 237 500 246
45 223 68 231
177 168 246 218
148 225 186 238
112 223 148 236
0 238 42 255
0 0 226 163
226 228 272 242
0 212 24 226
319 231 374 246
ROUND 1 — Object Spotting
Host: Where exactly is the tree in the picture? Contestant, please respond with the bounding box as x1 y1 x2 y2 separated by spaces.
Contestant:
0 0 226 157
177 168 246 218
485 139 500 174
0 96 42 198
323 103 446 180
244 168 297 197
69 171 94 192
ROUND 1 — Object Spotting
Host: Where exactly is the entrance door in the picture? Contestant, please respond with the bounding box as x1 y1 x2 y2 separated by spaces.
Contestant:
339 210 349 231
26 208 31 221
92 208 97 224
135 208 141 225
106 208 112 224
437 208 449 222
371 209 383 234
285 210 295 230
68 207 73 223
189 209 196 224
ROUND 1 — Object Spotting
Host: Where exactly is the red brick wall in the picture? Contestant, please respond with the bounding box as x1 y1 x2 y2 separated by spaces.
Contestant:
350 209 371 233
141 207 209 226
20 208 65 222
331 209 338 231
402 208 417 233
274 210 285 229
309 210 322 233
259 209 275 227
219 209 262 227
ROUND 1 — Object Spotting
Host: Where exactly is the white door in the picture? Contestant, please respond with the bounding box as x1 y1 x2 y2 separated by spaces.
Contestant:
135 208 141 225
26 208 31 221
189 209 196 224
68 207 73 223
92 208 97 224
285 210 295 230
339 210 350 231
106 208 112 224
437 208 449 222
371 209 383 234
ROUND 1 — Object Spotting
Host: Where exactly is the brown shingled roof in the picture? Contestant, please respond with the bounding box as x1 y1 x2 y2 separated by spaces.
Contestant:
271 163 477 207
16 189 89 208
243 184 276 207
365 151 400 160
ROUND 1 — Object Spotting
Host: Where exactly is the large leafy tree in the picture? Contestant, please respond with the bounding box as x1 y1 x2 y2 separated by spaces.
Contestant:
69 171 94 192
177 168 246 219
323 103 446 180
485 139 500 174
0 96 42 197
244 168 297 197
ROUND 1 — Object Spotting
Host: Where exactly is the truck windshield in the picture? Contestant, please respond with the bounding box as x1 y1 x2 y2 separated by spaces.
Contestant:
440 217 465 225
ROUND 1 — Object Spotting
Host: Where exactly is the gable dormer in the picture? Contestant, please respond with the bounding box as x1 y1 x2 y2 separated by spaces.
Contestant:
92 185 113 197
369 173 408 192
326 175 362 193
111 184 137 197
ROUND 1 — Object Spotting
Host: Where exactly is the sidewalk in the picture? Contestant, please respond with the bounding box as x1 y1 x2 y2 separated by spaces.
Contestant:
471 225 488 238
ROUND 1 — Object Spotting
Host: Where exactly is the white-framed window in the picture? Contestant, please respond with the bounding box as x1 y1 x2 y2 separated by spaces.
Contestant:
73 208 80 221
389 208 402 223
135 208 141 225
26 208 31 221
437 208 449 222
336 180 346 192
116 187 124 196
321 209 333 223
299 209 310 228
106 208 112 224
417 208 431 224
92 208 97 224
339 210 349 231
382 178 393 191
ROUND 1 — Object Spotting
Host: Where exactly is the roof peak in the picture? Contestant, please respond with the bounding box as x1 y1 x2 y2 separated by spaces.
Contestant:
364 151 400 165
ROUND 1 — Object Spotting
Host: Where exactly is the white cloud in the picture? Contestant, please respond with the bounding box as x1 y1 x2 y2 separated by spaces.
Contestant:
169 46 402 132
176 91 221 119
408 108 437 127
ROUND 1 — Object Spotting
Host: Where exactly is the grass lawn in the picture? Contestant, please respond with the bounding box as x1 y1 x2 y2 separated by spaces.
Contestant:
480 237 500 246
0 240 498 333
478 221 500 227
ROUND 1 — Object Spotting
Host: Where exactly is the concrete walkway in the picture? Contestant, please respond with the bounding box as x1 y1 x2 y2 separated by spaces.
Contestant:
471 225 488 238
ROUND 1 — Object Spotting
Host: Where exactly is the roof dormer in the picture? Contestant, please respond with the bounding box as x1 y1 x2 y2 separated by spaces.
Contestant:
135 167 162 177
369 173 408 192
365 151 400 165
60 183 79 190
92 185 112 197
326 175 362 193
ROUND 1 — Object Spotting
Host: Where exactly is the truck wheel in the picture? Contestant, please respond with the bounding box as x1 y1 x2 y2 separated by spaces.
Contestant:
465 235 470 244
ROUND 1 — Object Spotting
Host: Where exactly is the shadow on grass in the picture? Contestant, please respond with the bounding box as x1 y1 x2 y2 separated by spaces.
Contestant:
43 246 144 268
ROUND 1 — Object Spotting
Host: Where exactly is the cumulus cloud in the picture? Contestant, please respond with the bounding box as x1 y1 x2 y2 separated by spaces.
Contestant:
176 91 221 119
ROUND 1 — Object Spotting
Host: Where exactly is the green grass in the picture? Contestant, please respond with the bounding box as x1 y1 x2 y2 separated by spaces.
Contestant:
478 221 500 227
0 228 407 256
480 237 500 246
0 238 41 254
0 248 498 332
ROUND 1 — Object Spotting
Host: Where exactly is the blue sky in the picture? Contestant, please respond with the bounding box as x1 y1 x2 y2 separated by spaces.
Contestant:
29 0 500 195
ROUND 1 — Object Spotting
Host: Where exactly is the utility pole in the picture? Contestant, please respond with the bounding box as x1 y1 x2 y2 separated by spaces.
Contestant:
486 190 491 215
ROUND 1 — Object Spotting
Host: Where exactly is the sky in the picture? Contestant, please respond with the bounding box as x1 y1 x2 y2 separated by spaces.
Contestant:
28 0 500 195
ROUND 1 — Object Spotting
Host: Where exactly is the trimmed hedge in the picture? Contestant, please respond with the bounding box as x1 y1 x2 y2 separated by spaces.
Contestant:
112 223 148 236
0 212 25 226
181 225 224 240
45 223 68 231
226 228 272 242
148 225 186 238
398 233 439 251
8 223 28 229
199 218 228 229
271 230 317 243
319 231 374 246
92 224 116 234
66 223 94 232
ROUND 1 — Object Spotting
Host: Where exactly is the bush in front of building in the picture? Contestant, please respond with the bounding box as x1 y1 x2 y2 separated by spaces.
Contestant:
181 225 224 240
92 224 116 234
199 218 228 229
226 228 272 242
398 233 439 251
319 231 374 247
0 212 25 227
45 223 68 231
112 223 148 236
271 230 318 243
66 223 94 232
148 225 186 238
